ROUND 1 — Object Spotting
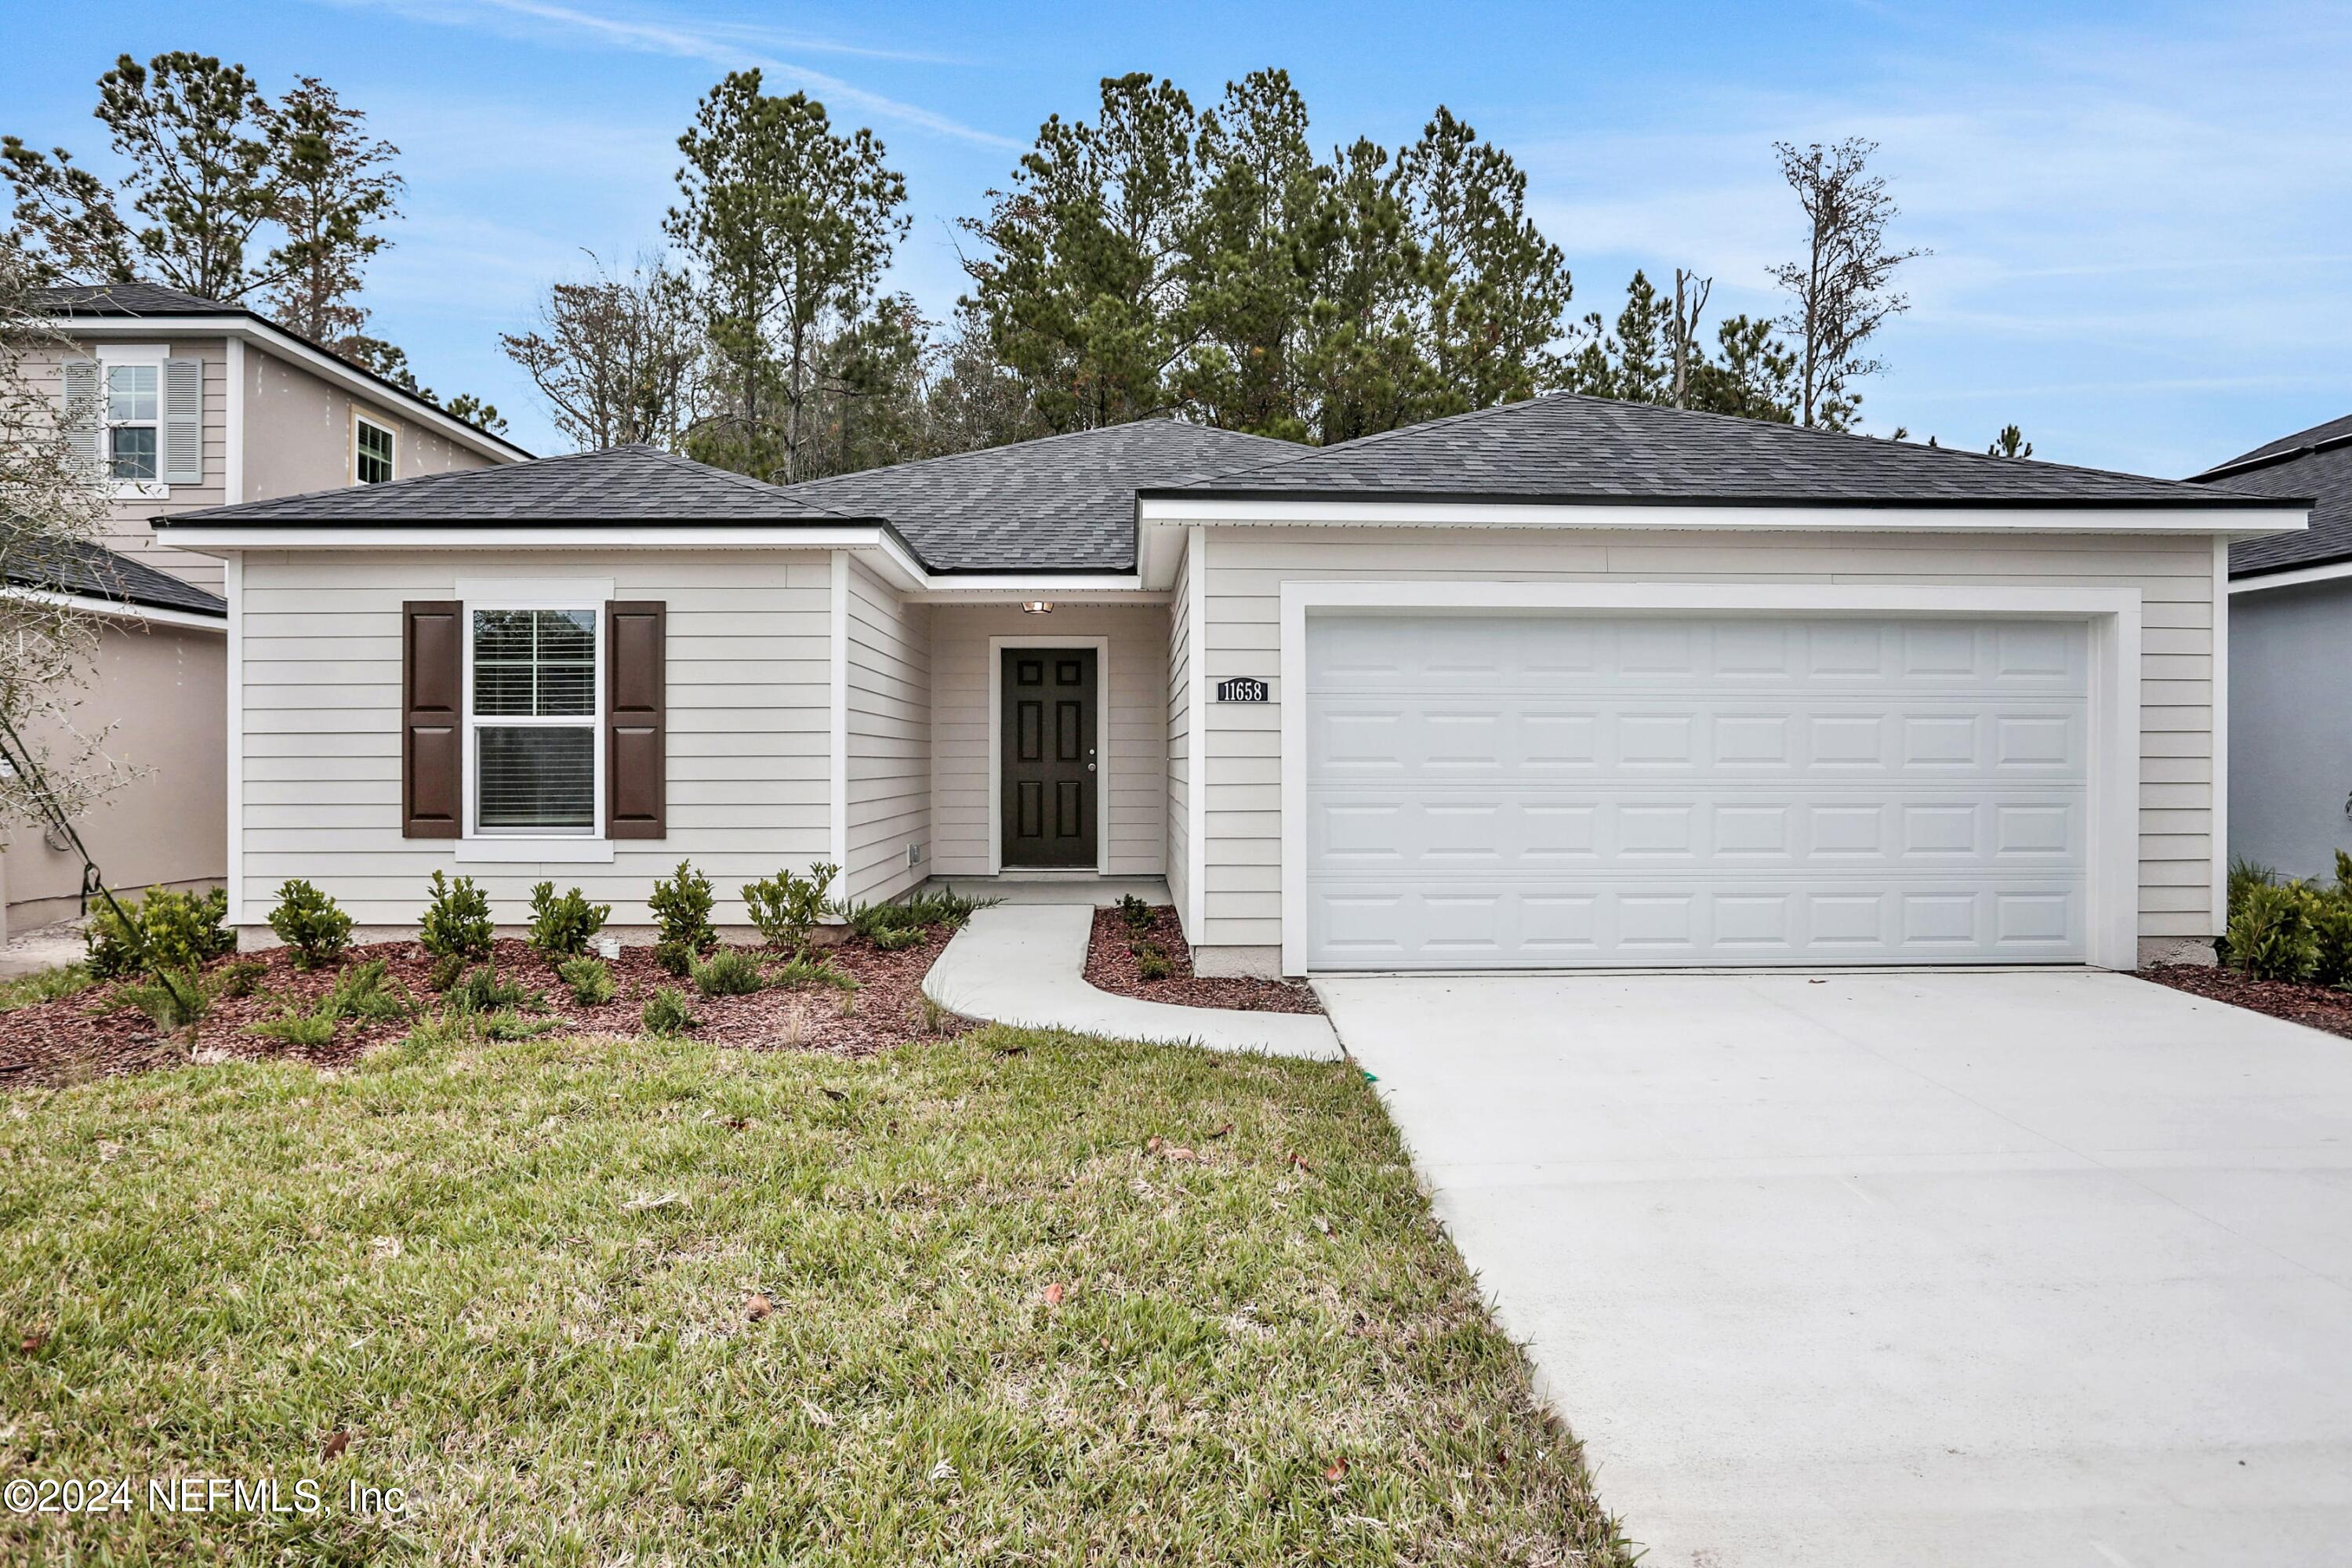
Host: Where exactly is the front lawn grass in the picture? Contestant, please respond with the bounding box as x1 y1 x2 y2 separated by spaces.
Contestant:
2 1025 1630 1565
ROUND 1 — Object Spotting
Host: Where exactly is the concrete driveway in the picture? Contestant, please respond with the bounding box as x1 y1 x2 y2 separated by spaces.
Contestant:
1316 970 2352 1568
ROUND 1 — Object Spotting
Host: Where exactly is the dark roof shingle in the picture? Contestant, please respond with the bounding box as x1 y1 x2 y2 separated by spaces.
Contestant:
158 444 854 526
1161 391 2285 508
2 536 226 618
33 281 241 317
777 421 1300 571
2198 412 2352 577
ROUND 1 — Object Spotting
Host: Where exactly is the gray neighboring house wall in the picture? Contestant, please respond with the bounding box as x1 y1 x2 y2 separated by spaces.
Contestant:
2198 412 2352 881
0 282 526 938
164 397 2302 976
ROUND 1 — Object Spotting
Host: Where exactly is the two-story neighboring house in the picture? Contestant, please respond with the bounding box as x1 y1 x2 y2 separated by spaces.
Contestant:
0 281 528 938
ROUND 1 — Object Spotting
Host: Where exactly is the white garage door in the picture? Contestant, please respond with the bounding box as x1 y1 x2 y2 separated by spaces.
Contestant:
1303 613 2091 969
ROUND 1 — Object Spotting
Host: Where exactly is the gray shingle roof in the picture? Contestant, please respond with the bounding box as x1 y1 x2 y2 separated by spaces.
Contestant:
33 281 241 317
2198 412 2352 577
776 421 1301 571
1157 391 2286 509
3 536 226 618
158 444 856 526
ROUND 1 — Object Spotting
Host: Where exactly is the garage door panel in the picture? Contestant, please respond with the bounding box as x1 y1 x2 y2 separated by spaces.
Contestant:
1305 613 2090 969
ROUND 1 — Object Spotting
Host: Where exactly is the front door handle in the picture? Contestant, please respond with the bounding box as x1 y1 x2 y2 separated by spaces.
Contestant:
1087 762 1097 771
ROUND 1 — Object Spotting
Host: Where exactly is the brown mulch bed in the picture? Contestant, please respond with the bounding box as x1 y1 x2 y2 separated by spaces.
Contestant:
0 929 969 1091
2140 962 2352 1040
1083 905 1323 1014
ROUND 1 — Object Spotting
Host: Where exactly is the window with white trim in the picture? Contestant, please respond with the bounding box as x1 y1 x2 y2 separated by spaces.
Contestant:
106 362 159 481
467 608 599 834
356 416 396 485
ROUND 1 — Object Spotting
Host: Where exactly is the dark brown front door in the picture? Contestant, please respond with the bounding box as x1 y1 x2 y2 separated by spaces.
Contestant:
1001 648 1097 867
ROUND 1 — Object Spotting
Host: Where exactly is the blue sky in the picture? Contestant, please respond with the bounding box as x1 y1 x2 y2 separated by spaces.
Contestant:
5 0 2345 474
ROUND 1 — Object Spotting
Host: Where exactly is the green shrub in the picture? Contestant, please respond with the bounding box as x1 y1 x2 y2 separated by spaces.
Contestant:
649 861 717 956
321 958 418 1022
742 862 839 953
267 880 354 970
443 965 536 1016
557 955 616 1007
690 948 765 996
245 1006 336 1047
478 1011 563 1041
1134 941 1174 982
85 886 233 978
2227 881 2319 982
526 881 611 959
652 939 695 978
641 985 696 1037
108 967 210 1031
842 885 986 949
770 955 859 993
210 960 266 1000
1116 893 1153 933
419 871 494 960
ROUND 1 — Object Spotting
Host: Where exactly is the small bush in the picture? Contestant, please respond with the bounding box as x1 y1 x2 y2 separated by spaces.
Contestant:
743 862 838 953
771 955 859 993
267 880 354 970
2227 881 2319 982
210 960 267 1000
419 871 494 960
428 953 467 993
1116 893 1154 933
444 965 536 1016
526 881 611 959
843 885 987 949
109 968 209 1031
321 958 418 1022
1134 941 1174 981
557 955 616 1007
649 861 717 956
652 939 695 978
86 886 233 978
245 1007 336 1047
478 1011 564 1041
641 985 696 1037
691 948 765 997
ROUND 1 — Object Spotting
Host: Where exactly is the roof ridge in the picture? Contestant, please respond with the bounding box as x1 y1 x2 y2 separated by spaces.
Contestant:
1183 388 2234 499
782 418 1298 495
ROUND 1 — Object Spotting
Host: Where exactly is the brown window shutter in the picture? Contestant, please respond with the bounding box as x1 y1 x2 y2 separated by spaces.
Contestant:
402 601 463 837
606 601 666 838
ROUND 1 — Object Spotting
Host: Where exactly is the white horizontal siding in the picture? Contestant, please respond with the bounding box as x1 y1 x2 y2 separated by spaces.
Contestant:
843 558 931 909
234 549 832 928
930 602 1169 878
1198 525 2220 953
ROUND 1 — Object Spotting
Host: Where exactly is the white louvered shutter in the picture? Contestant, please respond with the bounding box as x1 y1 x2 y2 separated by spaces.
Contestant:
60 358 101 474
162 357 203 485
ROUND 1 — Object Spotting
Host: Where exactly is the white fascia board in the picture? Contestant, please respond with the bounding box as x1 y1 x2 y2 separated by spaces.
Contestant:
1138 495 2308 538
905 575 1160 604
57 315 532 465
2 586 225 633
2227 558 2352 594
156 523 909 555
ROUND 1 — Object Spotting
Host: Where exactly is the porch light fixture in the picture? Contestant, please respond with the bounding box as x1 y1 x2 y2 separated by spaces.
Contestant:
1021 600 1054 615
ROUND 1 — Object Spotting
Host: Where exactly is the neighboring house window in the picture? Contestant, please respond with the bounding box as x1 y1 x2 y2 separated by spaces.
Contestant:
468 608 597 834
106 363 158 480
356 416 396 484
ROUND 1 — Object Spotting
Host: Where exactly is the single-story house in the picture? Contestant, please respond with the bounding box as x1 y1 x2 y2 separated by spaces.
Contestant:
2196 411 2352 880
158 396 2305 975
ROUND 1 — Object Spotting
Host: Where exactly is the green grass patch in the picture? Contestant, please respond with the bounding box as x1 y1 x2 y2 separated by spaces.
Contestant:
0 964 96 1012
0 1026 1627 1564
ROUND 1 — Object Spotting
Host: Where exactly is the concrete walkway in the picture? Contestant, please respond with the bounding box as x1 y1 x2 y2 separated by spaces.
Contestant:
924 904 1341 1058
1322 969 2352 1568
0 918 88 980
